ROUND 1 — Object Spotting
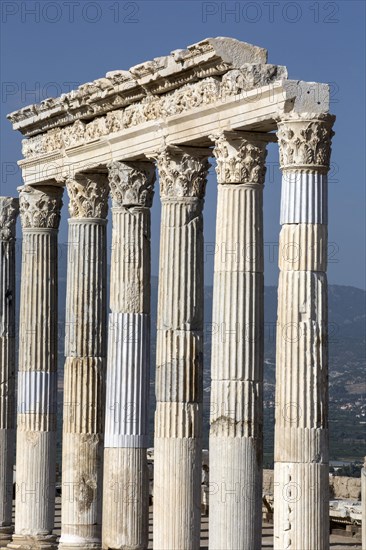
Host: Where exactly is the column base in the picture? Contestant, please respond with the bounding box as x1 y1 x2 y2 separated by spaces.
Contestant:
0 527 13 548
7 535 57 550
59 544 101 550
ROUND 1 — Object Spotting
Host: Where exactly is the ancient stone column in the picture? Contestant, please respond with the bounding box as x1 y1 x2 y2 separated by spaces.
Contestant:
9 185 63 550
60 173 108 549
102 161 155 550
208 132 267 550
0 198 19 545
362 456 366 550
153 147 210 550
273 113 335 550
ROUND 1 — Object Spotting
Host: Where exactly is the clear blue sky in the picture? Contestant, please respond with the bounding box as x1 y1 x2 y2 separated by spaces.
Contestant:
1 0 365 288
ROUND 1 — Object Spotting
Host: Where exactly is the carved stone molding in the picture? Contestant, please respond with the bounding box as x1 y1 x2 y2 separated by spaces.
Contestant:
67 173 109 219
19 185 63 230
212 133 268 184
107 161 156 208
0 197 19 240
153 147 211 200
277 113 335 172
20 65 287 160
9 38 272 137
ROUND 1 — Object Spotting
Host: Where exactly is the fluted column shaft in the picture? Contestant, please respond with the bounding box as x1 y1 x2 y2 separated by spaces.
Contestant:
60 174 108 549
153 147 210 550
208 133 267 550
274 114 335 550
102 161 155 550
0 198 19 544
8 186 62 550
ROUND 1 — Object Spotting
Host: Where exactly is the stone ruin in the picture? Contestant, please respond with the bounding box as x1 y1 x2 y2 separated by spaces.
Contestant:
0 36 358 550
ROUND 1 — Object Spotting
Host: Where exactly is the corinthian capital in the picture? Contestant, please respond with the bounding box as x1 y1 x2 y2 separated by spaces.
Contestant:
67 173 109 219
211 132 268 184
153 147 211 200
19 185 63 230
0 197 19 240
277 113 335 172
108 161 156 208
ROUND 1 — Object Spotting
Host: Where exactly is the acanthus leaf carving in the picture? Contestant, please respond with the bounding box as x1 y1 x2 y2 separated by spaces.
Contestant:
44 128 63 153
154 147 211 200
105 110 124 133
67 173 109 219
277 113 335 171
84 117 108 141
107 161 156 208
19 185 63 230
0 197 19 240
62 120 86 148
212 133 268 184
21 66 286 159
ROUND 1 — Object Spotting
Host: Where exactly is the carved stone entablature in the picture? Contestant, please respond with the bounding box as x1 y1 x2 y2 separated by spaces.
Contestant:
67 173 109 219
19 67 288 162
9 38 269 137
0 197 19 240
129 37 267 95
108 161 156 208
212 133 268 185
18 185 63 230
153 147 211 200
277 113 335 172
20 65 287 160
221 64 287 96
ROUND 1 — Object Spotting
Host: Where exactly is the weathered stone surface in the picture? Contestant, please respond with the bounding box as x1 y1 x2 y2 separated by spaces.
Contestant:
277 113 335 172
2 37 338 550
153 438 202 550
282 81 331 114
67 173 109 219
0 198 18 241
212 184 264 271
274 462 329 550
209 135 266 550
18 185 62 229
0 197 18 542
108 160 155 208
279 224 327 271
60 175 108 549
210 438 263 550
18 68 285 160
9 186 62 549
103 161 155 550
64 221 107 358
108 162 154 313
212 131 267 185
273 114 334 550
153 149 209 550
329 475 362 500
8 38 270 137
60 432 103 546
102 449 149 550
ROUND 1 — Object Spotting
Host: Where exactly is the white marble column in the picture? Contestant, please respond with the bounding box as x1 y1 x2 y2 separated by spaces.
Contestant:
273 113 335 550
362 456 366 550
0 198 19 545
102 161 155 550
60 173 108 549
153 147 210 550
9 185 63 550
208 133 267 550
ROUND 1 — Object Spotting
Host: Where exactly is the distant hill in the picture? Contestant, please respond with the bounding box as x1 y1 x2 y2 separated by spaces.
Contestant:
15 243 366 463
